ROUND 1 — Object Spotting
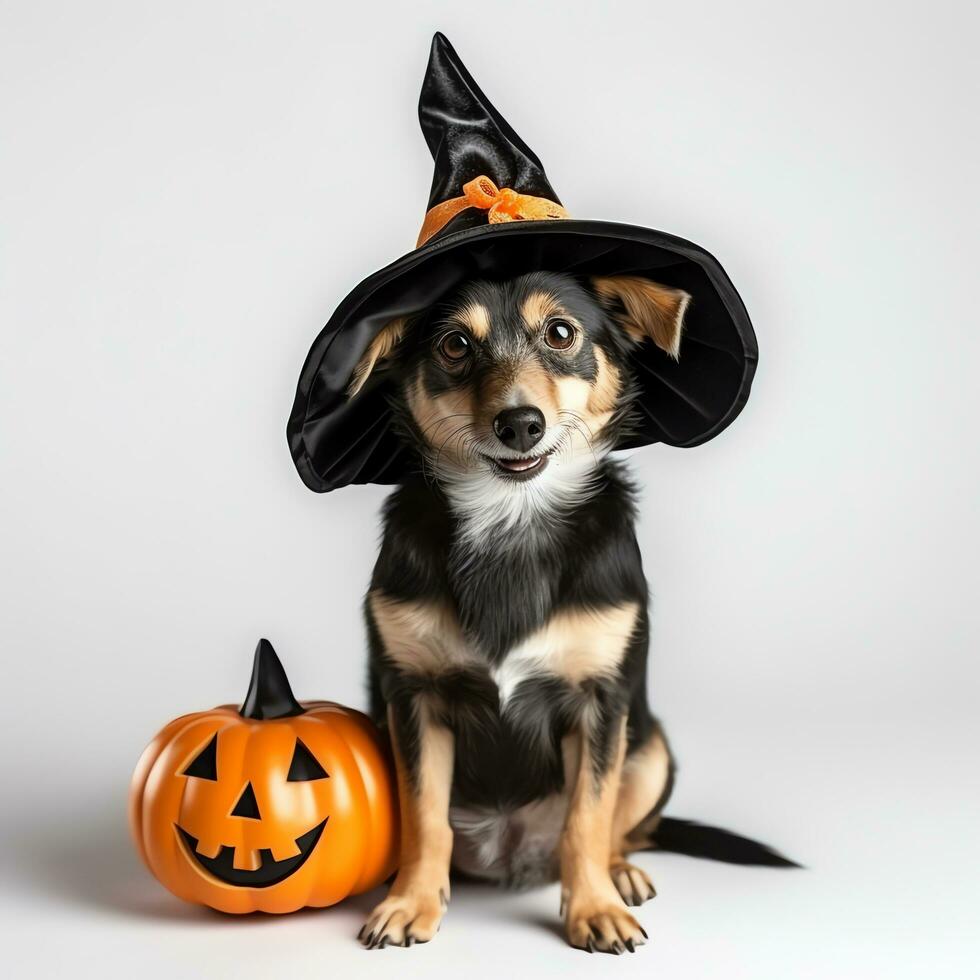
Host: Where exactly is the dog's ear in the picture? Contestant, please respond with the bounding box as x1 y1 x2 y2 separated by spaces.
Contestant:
591 275 691 360
348 317 408 397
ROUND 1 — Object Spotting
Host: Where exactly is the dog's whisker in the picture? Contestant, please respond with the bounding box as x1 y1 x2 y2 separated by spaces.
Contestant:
557 411 599 466
431 421 478 477
419 413 474 441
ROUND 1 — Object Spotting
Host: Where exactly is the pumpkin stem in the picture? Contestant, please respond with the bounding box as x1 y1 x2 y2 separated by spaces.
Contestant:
240 639 306 719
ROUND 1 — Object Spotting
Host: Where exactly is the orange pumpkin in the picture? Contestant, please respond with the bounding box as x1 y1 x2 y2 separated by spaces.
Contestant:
129 639 398 913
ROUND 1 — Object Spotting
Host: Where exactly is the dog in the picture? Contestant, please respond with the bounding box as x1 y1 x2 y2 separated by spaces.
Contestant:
351 270 794 953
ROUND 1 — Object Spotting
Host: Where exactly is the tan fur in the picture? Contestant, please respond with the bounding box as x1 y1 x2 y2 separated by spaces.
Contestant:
587 346 622 417
497 361 559 421
545 604 639 683
552 376 591 417
361 703 454 946
450 302 492 340
545 348 622 453
592 275 691 359
493 603 639 706
606 730 671 906
614 729 671 848
561 718 647 951
519 290 561 331
370 592 475 675
406 374 477 464
348 316 408 396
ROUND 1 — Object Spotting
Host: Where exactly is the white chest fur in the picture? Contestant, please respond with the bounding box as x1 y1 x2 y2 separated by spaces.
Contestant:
371 590 639 704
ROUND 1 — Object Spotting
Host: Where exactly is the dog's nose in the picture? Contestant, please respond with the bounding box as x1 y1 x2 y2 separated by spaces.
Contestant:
493 406 545 453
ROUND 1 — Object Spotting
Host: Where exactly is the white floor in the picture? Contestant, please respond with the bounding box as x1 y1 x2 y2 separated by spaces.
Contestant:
4 707 976 979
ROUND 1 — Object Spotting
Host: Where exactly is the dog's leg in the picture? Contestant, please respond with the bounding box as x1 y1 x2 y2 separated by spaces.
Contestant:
360 701 453 948
608 728 672 906
560 715 648 953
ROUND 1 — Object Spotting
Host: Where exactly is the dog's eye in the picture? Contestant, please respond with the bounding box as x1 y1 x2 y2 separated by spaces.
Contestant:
544 319 576 350
438 331 471 363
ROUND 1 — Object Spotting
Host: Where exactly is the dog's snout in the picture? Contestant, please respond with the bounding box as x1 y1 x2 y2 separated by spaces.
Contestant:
493 406 545 453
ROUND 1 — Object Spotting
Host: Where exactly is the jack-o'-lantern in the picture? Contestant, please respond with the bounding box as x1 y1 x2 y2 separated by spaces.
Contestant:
129 639 398 913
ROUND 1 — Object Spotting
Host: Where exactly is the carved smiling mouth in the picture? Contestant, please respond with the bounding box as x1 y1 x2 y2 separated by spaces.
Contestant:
483 452 551 481
176 818 328 888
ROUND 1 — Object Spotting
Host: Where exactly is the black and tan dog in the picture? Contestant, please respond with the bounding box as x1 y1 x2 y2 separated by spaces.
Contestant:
351 271 794 952
286 33 789 954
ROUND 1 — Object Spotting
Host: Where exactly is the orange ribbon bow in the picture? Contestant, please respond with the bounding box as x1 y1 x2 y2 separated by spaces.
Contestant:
416 175 569 248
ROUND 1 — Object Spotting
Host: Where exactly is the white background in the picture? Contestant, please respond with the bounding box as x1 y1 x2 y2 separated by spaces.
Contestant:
1 1 977 977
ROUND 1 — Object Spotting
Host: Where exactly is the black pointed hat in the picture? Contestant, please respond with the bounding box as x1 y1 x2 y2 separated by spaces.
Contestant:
287 33 757 492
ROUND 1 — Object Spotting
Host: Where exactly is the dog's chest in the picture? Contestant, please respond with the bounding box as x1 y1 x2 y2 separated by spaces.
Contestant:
376 591 636 707
449 541 558 664
418 612 580 711
372 588 561 705
373 505 639 717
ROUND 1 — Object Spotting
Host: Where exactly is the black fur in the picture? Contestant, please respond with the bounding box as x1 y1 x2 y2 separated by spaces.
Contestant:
650 819 802 868
367 461 655 803
364 271 795 867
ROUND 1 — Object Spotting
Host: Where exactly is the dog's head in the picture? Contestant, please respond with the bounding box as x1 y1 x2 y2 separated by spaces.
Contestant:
349 271 689 527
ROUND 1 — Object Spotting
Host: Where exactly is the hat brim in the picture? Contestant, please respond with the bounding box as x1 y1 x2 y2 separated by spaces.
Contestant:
287 219 757 493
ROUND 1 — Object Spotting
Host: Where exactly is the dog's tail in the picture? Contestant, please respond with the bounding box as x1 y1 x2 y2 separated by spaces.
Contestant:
644 817 801 868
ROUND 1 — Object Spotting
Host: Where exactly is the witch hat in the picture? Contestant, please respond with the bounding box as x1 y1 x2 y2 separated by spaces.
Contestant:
287 33 757 493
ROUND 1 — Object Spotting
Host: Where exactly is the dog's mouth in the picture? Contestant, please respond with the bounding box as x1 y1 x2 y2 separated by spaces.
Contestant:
175 818 327 888
483 452 552 482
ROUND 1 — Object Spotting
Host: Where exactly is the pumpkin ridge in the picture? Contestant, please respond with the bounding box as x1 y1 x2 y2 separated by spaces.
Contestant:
306 705 399 893
295 712 370 904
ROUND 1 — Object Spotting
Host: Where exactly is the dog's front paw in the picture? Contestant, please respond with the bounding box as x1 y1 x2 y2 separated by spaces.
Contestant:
563 890 647 954
358 878 449 949
610 859 656 907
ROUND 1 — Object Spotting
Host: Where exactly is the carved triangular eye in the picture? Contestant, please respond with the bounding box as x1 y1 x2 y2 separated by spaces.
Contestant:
182 733 218 780
287 738 328 781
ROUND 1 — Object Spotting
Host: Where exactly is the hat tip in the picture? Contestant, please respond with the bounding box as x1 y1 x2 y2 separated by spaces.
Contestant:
430 31 453 54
